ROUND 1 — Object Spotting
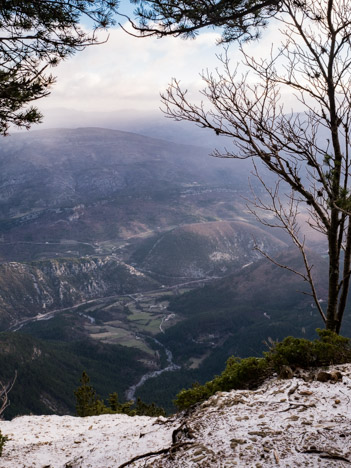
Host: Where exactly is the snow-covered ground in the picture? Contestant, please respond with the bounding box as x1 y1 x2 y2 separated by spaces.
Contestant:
1 364 351 467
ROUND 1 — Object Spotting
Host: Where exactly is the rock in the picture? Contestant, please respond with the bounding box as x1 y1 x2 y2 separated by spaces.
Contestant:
330 371 343 382
316 371 331 382
299 390 313 396
279 365 294 379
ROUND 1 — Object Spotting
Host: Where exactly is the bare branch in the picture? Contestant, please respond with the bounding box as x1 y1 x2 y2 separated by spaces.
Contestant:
0 371 17 419
248 165 327 323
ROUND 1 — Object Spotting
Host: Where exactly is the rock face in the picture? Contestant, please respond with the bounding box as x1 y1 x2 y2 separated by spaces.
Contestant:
0 257 157 329
1 363 351 467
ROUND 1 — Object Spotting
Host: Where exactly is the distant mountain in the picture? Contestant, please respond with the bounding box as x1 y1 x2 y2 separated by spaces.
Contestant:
0 127 248 213
0 127 261 260
39 108 242 149
132 220 287 279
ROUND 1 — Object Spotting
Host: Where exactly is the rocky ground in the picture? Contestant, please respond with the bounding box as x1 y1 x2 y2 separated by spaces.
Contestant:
1 364 351 467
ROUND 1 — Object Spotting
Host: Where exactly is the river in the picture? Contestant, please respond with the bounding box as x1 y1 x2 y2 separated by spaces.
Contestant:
125 336 180 401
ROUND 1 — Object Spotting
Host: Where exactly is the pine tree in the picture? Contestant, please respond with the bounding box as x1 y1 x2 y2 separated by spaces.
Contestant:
0 0 118 134
74 371 102 417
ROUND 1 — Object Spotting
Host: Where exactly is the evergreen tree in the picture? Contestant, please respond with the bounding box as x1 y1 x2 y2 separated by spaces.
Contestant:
74 371 103 417
74 372 166 417
134 397 166 417
128 0 279 42
0 0 118 134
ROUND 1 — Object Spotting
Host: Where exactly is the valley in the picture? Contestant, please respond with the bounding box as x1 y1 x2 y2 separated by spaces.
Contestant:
0 126 334 417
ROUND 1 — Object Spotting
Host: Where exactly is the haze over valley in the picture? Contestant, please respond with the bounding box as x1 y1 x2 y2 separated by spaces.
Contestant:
0 125 339 417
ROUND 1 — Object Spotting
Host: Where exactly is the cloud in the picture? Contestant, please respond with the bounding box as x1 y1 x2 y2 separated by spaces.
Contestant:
37 19 303 120
38 24 222 114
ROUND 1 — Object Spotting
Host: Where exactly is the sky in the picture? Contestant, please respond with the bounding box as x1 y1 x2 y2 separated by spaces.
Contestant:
37 2 288 123
38 4 223 119
36 2 300 130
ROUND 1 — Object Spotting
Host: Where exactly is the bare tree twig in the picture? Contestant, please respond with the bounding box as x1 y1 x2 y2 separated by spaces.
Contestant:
0 371 17 418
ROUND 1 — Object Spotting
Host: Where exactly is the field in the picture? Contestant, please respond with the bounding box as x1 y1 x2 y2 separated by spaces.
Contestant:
78 290 180 355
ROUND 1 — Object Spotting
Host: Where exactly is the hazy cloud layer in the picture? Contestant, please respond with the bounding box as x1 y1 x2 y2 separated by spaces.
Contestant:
36 19 301 130
38 25 222 115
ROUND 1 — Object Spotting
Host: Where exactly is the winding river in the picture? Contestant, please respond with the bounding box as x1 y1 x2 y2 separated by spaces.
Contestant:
125 336 180 401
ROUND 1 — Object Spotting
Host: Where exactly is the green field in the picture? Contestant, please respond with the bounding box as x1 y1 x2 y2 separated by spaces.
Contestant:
81 291 179 355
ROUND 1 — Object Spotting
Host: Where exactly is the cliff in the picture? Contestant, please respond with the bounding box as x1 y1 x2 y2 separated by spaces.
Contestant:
1 363 351 467
0 256 158 329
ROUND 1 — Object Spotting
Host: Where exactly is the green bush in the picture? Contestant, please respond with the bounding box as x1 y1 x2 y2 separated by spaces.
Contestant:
175 381 215 410
313 329 351 365
133 398 166 417
214 357 271 392
0 430 9 457
265 337 317 369
175 357 270 410
266 329 351 370
174 329 351 410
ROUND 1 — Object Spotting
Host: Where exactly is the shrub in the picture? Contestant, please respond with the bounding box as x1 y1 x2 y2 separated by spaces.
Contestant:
134 398 166 417
0 430 8 457
175 357 270 410
174 329 351 410
265 337 317 370
266 329 351 370
214 356 271 392
313 329 351 365
175 381 215 410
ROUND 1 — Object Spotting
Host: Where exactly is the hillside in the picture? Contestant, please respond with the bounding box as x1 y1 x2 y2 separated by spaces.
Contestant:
170 248 329 316
0 127 256 261
124 250 343 410
0 256 158 330
132 220 287 279
1 363 351 467
160 249 331 369
0 332 150 420
1 249 339 416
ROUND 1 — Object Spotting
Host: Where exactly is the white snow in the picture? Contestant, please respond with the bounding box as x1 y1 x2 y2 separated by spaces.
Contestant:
209 252 233 262
0 414 178 468
2 364 351 467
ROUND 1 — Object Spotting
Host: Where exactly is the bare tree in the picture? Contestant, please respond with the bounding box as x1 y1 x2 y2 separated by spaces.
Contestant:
160 0 351 333
0 372 17 418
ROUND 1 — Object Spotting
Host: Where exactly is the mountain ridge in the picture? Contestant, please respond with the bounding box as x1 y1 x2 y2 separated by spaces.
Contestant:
0 256 158 330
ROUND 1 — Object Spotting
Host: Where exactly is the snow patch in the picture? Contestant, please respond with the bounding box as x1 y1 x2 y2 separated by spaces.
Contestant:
2 364 351 467
209 251 233 262
123 263 145 277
